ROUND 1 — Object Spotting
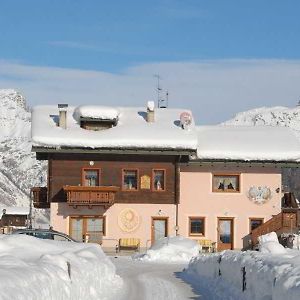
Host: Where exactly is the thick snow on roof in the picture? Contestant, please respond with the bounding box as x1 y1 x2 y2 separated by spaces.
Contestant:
0 206 29 218
196 125 300 162
31 105 198 150
73 105 120 121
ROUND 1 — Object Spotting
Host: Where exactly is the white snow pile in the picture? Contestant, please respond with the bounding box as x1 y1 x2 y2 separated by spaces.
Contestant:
134 236 200 263
0 234 122 300
293 234 300 249
258 231 287 254
73 105 120 121
185 234 300 300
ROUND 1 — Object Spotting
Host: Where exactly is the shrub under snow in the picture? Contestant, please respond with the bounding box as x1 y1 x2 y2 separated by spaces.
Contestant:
134 236 200 263
0 235 122 300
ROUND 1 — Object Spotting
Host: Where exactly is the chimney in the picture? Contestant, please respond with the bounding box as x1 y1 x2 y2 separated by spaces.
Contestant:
146 101 155 123
58 104 68 129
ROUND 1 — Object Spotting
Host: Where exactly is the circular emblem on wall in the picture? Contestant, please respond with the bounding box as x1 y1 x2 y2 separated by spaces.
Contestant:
118 208 140 232
248 186 272 205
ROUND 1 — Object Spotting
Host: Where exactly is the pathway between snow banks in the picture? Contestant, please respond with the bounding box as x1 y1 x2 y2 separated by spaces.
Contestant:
111 256 204 300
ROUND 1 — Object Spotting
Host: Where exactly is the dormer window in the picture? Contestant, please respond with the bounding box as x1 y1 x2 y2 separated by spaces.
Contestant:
73 105 119 131
80 117 118 131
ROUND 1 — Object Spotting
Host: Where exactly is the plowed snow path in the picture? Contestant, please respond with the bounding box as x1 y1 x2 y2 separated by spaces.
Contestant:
110 256 204 300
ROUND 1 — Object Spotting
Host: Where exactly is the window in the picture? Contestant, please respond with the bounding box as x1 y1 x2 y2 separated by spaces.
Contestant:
249 218 264 233
123 169 138 190
82 169 100 186
189 217 205 236
153 169 166 191
70 216 105 243
213 174 240 192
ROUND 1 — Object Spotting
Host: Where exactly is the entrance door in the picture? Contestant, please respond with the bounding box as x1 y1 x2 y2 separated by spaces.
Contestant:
217 218 234 251
151 217 168 244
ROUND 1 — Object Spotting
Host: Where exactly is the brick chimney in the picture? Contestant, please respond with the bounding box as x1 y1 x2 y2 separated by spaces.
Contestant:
58 104 68 129
146 101 155 123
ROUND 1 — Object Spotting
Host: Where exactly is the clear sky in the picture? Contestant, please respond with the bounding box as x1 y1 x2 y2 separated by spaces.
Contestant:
1 0 300 124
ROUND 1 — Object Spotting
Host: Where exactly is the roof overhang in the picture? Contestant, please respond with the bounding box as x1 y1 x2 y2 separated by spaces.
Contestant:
32 146 196 157
183 159 300 168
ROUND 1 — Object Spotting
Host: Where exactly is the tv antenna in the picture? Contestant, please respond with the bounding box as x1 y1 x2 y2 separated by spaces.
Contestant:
154 74 168 108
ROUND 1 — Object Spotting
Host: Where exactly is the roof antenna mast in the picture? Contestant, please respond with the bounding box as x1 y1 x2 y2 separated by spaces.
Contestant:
154 74 168 108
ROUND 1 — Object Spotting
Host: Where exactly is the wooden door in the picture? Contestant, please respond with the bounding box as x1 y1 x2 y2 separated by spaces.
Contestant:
217 218 234 251
151 217 168 244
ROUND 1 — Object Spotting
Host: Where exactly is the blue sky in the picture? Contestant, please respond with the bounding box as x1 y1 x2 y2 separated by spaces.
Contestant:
1 0 300 123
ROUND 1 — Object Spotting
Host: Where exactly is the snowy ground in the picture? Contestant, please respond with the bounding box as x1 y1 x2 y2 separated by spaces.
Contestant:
111 256 203 300
1 234 300 299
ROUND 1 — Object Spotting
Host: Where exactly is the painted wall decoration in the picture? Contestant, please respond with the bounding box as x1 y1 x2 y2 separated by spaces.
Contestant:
248 186 272 205
118 208 140 232
140 175 151 189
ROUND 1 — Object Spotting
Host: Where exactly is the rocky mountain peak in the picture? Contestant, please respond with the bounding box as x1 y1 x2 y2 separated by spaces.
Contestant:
0 89 27 111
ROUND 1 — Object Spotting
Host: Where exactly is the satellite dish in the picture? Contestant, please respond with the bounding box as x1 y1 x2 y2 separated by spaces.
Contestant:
180 112 192 130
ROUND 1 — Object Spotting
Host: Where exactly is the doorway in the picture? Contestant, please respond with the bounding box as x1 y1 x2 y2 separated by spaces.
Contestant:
151 217 168 244
217 218 234 251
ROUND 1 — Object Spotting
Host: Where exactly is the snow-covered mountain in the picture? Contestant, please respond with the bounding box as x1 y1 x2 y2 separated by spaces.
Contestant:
0 89 48 226
224 105 300 196
223 105 300 132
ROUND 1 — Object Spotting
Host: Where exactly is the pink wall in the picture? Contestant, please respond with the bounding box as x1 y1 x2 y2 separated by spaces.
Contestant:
51 202 176 248
178 165 282 249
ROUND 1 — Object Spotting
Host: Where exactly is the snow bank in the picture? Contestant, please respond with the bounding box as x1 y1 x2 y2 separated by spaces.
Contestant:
0 235 122 300
258 232 287 254
185 249 300 300
134 236 200 263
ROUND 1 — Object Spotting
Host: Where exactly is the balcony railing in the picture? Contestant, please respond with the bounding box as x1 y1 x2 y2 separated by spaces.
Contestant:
31 187 49 209
63 185 119 208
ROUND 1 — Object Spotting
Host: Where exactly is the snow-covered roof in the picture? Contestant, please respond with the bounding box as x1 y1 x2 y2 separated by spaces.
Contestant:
31 105 198 152
196 125 300 162
31 105 300 162
0 206 29 218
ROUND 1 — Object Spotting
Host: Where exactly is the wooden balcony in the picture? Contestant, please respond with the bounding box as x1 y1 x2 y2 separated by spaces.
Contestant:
251 209 300 245
31 187 49 209
63 186 119 208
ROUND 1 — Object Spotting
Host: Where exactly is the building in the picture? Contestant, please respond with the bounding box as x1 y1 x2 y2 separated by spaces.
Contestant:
31 103 300 250
0 207 29 233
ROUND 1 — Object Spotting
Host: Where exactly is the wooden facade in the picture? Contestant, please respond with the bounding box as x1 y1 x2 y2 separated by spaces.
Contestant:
0 214 27 227
47 153 178 205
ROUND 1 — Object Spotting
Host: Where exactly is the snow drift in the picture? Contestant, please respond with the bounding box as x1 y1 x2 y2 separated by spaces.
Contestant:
134 236 200 263
258 231 287 254
185 248 300 300
0 235 122 300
